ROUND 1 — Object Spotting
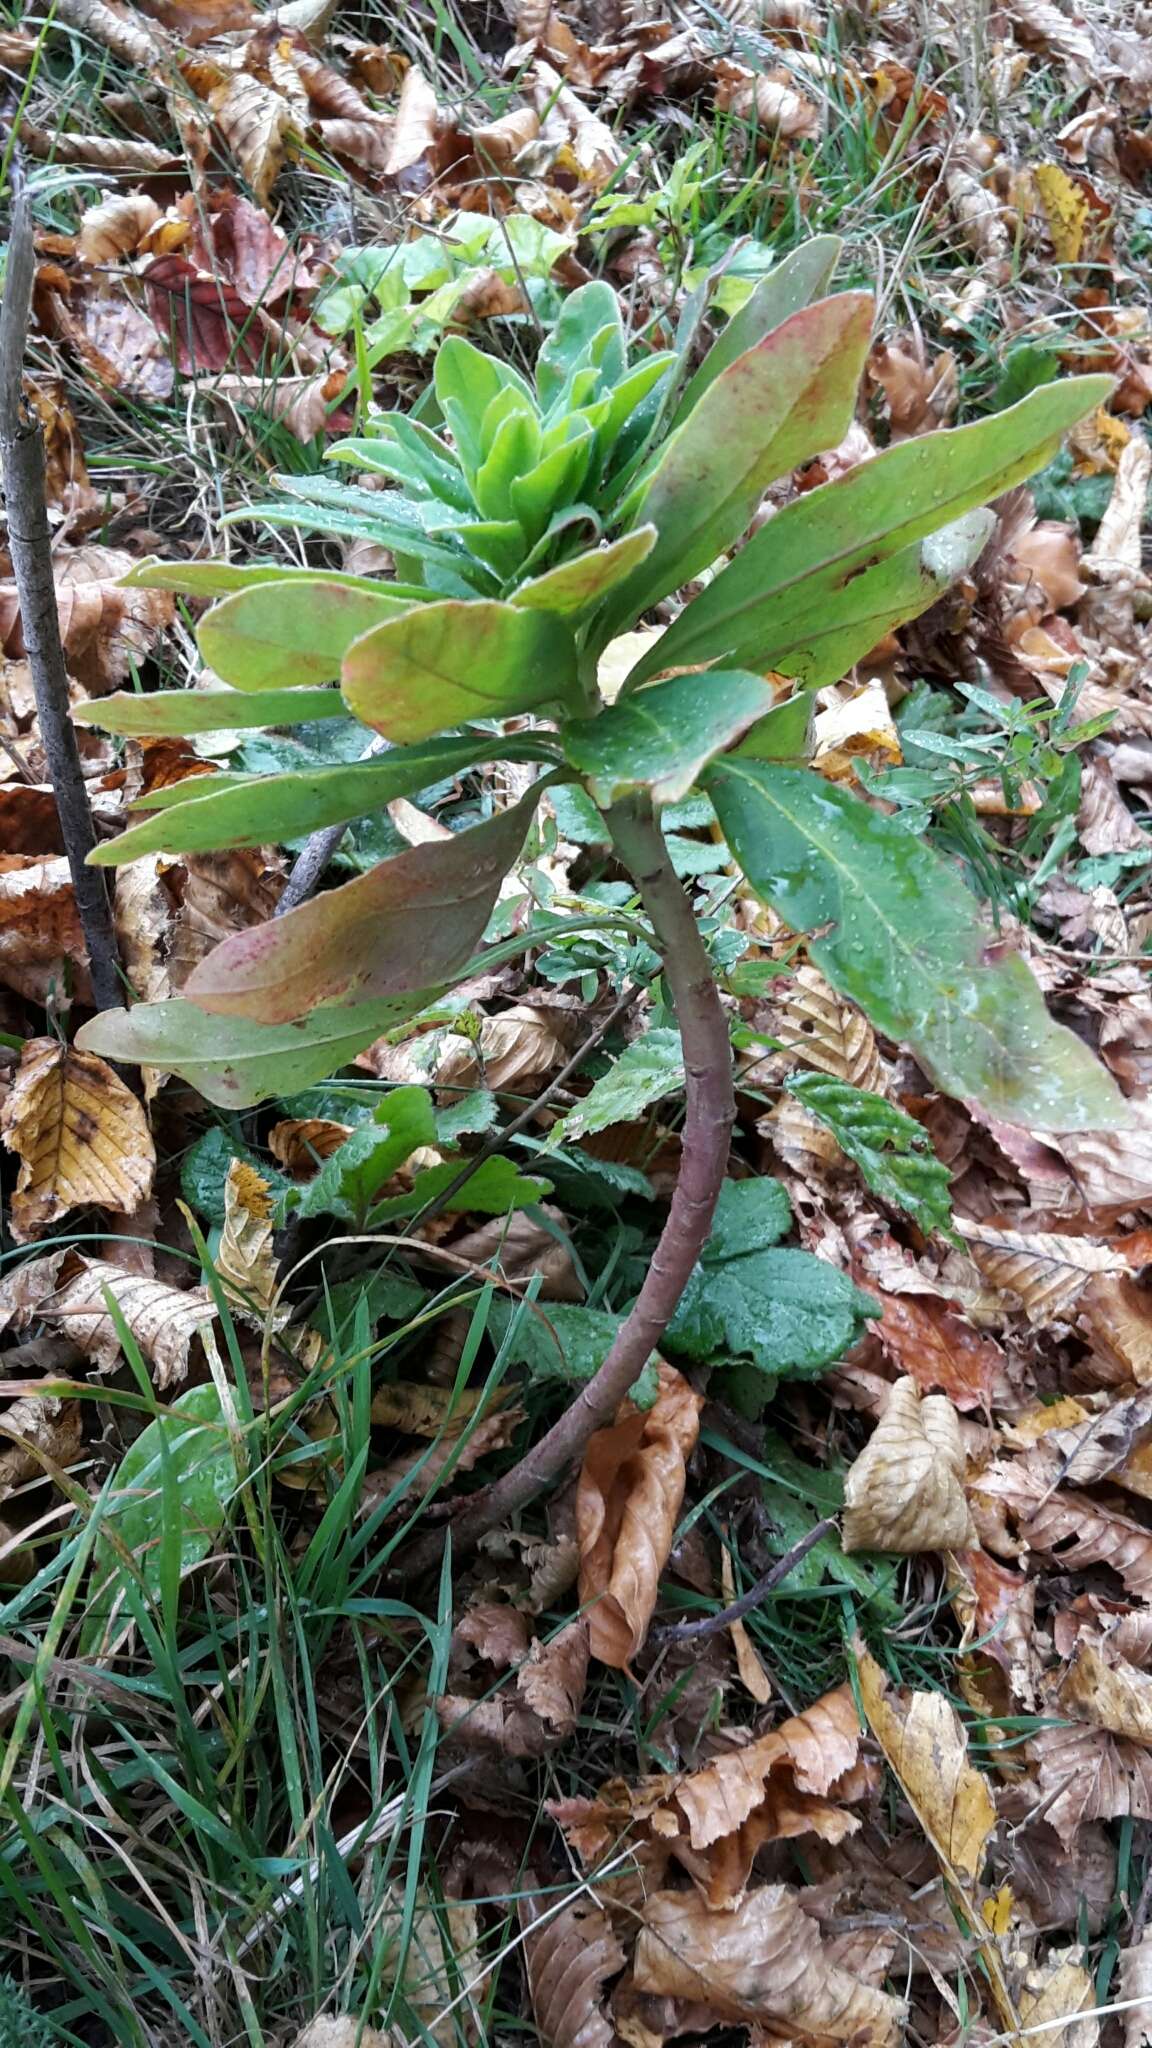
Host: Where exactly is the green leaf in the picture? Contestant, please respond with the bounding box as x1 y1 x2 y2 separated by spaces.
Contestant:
90 736 556 863
631 375 1113 686
602 292 873 631
314 1267 426 1341
341 601 579 743
706 757 1132 1131
487 1296 658 1405
289 1086 437 1222
198 578 418 693
702 1175 793 1258
183 787 542 1025
368 1155 551 1221
511 528 657 617
674 234 843 424
181 1126 290 1223
537 282 624 411
119 557 412 598
74 686 348 738
786 1072 954 1233
85 1385 236 1653
74 992 443 1109
558 1025 685 1139
734 688 815 763
665 1177 878 1380
434 1091 500 1142
435 337 534 481
563 670 777 806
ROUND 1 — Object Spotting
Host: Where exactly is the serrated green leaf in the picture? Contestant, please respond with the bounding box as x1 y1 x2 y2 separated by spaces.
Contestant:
667 1231 877 1379
341 600 579 743
74 687 347 738
787 1072 954 1233
701 1176 793 1260
486 1297 657 1404
706 757 1132 1131
630 375 1112 687
314 1267 426 1341
75 993 442 1109
91 736 555 864
368 1155 551 1222
563 670 777 807
559 1026 685 1139
289 1086 437 1223
198 578 418 693
434 1091 500 1143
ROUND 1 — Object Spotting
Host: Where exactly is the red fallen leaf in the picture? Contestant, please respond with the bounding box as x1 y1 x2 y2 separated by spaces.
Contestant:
182 192 317 310
868 1289 1003 1411
140 254 264 373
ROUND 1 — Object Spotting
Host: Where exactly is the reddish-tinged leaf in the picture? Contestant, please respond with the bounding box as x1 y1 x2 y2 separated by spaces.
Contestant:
134 0 254 39
184 787 539 1024
869 1288 1004 1410
141 254 264 373
342 600 579 743
198 578 416 692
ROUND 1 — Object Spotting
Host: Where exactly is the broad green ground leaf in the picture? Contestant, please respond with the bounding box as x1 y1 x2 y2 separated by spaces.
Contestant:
665 1175 876 1382
674 234 843 423
601 292 873 634
562 670 777 806
76 994 442 1108
84 1384 236 1653
511 528 656 616
787 1073 954 1233
198 578 417 692
74 686 346 738
707 757 1132 1131
288 1086 437 1222
486 1297 659 1405
630 375 1112 686
368 1155 552 1222
559 1026 685 1139
342 600 579 742
91 736 555 863
184 787 541 1025
735 688 815 763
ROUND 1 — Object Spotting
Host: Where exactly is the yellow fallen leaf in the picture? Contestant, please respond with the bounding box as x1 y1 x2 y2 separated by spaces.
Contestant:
1034 161 1090 264
812 680 902 783
982 1882 1014 1935
0 1037 156 1243
854 1639 996 1885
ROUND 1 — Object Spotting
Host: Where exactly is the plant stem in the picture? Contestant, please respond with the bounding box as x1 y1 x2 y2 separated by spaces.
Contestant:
400 792 735 1570
0 183 123 1012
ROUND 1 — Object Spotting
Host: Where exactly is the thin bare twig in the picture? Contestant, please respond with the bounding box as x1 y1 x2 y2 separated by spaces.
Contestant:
276 733 391 916
0 178 123 1011
652 1518 836 1642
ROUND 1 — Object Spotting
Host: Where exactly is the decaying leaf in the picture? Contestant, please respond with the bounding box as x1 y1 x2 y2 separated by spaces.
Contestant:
842 1377 976 1553
520 1893 625 2048
632 1887 904 2044
435 1004 570 1094
1119 1933 1152 2048
577 1360 703 1668
0 1039 156 1243
1055 1637 1152 1743
772 963 885 1092
0 1393 84 1496
17 1256 216 1390
1029 1718 1152 1847
870 1288 1003 1411
516 1618 590 1736
854 1641 996 1884
976 1452 1152 1598
0 855 91 1005
962 1220 1128 1320
1018 1949 1098 2048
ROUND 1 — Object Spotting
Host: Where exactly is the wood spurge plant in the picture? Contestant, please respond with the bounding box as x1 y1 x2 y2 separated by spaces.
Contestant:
77 236 1132 1542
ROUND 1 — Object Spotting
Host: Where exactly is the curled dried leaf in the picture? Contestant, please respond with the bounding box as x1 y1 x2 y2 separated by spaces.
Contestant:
41 1258 215 1389
0 1039 156 1244
577 1360 703 1668
871 1289 1003 1411
1029 1718 1152 1847
633 1886 903 2044
516 1619 590 1735
962 1221 1127 1321
1055 1638 1152 1743
854 1640 996 1885
520 1894 625 2048
773 963 885 1092
842 1377 976 1554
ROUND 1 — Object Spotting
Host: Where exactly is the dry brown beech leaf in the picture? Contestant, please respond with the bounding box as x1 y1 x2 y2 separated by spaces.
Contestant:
854 1640 996 1885
435 1003 570 1095
0 854 91 1005
77 192 164 263
961 1220 1128 1320
1055 1637 1152 1742
976 1452 1152 1598
267 1116 352 1177
1006 1818 1116 1937
674 1684 862 1852
46 1258 216 1389
0 544 173 696
0 1393 84 1498
456 1600 532 1670
516 1618 590 1735
577 1360 703 1669
208 74 298 207
842 1377 976 1554
1080 1273 1152 1384
361 1402 521 1508
772 962 885 1092
870 1289 1004 1411
436 1205 583 1303
1017 1950 1098 2048
632 1887 904 2045
1029 1718 1152 1847
520 1893 625 2048
1059 1115 1152 1210
950 1548 1037 1710
1119 1933 1152 2048
0 1039 156 1244
1045 1389 1152 1487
